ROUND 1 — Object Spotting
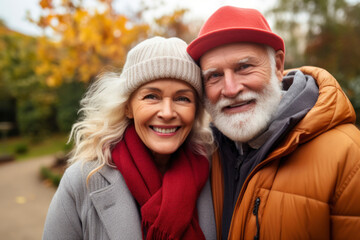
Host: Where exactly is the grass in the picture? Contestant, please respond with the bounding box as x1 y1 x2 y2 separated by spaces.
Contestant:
0 133 70 161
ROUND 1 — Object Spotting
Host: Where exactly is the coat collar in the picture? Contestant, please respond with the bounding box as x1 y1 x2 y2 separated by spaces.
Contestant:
89 164 143 239
84 163 216 239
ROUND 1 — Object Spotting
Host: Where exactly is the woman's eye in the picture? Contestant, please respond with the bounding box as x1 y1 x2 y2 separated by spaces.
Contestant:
143 94 158 100
176 96 191 102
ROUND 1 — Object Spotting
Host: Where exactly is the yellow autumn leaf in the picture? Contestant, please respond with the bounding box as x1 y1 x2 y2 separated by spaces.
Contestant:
40 0 53 9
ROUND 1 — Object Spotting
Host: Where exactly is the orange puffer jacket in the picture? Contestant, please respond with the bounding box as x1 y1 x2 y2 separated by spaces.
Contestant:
211 66 360 240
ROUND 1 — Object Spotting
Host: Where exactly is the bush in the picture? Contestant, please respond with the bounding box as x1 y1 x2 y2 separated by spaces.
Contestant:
40 166 63 187
56 81 86 132
0 95 17 136
347 77 360 126
14 142 28 154
63 141 73 152
16 96 56 137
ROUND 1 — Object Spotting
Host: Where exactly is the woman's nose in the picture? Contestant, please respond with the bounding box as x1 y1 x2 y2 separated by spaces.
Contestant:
158 99 176 120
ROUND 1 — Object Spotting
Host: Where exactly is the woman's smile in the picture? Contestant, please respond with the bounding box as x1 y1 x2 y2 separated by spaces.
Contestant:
126 78 197 160
151 125 180 135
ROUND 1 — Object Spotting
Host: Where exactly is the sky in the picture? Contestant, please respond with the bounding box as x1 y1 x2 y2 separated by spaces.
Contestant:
0 0 276 36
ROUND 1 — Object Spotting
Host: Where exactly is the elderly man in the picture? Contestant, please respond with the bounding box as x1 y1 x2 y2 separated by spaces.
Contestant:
187 6 360 240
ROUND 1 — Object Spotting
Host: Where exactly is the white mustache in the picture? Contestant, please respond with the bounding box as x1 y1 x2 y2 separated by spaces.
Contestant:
214 92 260 111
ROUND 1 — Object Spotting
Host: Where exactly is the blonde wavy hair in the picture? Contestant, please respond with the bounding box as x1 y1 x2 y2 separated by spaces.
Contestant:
68 71 214 179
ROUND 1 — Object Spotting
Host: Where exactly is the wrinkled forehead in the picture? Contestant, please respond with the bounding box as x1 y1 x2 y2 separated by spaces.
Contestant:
200 43 268 64
199 43 269 69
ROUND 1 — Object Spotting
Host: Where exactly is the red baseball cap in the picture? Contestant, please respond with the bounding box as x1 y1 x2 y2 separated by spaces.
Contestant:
187 6 285 62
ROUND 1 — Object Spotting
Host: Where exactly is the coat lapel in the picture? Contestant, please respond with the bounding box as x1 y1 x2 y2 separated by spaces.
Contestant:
87 164 216 240
89 165 143 240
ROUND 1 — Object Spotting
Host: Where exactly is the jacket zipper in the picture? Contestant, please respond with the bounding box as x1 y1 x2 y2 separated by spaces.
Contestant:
253 197 261 240
229 156 282 238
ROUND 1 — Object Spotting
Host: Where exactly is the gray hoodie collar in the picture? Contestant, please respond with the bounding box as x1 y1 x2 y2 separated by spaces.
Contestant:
237 70 319 152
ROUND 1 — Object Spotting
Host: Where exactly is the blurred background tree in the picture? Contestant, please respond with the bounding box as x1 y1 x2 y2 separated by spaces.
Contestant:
31 0 197 133
269 0 360 121
0 0 197 140
33 0 150 87
0 20 55 138
0 0 359 143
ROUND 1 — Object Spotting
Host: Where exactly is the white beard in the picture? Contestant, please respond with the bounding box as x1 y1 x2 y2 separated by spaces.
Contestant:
205 70 282 142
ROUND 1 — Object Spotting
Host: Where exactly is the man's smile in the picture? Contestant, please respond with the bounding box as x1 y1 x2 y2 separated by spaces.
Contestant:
222 99 256 114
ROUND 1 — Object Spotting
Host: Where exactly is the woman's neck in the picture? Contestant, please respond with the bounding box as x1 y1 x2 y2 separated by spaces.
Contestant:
152 152 171 174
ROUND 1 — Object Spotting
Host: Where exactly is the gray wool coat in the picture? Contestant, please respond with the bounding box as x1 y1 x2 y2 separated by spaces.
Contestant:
42 161 216 240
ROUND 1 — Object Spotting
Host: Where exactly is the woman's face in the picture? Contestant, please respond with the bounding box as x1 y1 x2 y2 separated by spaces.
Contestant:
127 78 197 162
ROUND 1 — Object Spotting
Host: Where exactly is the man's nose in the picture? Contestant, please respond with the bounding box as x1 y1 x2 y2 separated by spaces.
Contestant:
158 99 176 120
221 72 244 98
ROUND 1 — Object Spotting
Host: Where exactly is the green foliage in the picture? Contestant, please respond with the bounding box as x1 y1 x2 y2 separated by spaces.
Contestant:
269 0 360 125
56 81 86 132
0 28 39 98
40 166 62 187
305 4 360 82
347 77 360 123
16 94 56 137
0 97 15 121
14 142 28 154
268 0 348 67
0 66 16 125
0 22 59 135
0 133 68 160
1 0 196 137
0 94 16 135
62 141 73 152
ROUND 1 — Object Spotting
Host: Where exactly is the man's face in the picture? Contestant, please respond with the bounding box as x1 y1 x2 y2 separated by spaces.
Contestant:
200 43 283 142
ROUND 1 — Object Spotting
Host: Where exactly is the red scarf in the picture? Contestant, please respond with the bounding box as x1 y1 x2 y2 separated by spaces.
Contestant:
112 124 209 240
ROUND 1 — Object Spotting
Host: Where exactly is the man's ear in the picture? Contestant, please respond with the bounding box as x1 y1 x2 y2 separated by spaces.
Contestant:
125 104 133 119
275 50 285 82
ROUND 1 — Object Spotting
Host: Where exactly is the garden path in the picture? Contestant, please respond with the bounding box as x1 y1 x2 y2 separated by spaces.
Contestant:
0 155 56 240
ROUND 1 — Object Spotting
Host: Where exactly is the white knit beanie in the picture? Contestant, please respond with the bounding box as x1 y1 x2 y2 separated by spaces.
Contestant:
121 36 202 97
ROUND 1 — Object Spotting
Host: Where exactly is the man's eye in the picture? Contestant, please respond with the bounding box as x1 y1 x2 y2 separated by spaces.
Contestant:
209 72 222 79
205 72 222 83
237 64 251 71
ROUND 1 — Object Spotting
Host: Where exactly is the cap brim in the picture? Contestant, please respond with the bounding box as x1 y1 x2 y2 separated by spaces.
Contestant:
187 28 285 63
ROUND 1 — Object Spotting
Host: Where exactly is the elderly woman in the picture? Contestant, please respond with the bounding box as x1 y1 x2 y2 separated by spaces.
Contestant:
42 37 216 240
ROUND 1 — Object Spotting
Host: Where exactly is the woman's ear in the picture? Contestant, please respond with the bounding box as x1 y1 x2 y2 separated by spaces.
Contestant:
125 104 133 119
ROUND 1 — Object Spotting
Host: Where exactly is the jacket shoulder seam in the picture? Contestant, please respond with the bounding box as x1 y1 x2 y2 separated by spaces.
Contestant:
332 125 360 149
333 160 360 203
